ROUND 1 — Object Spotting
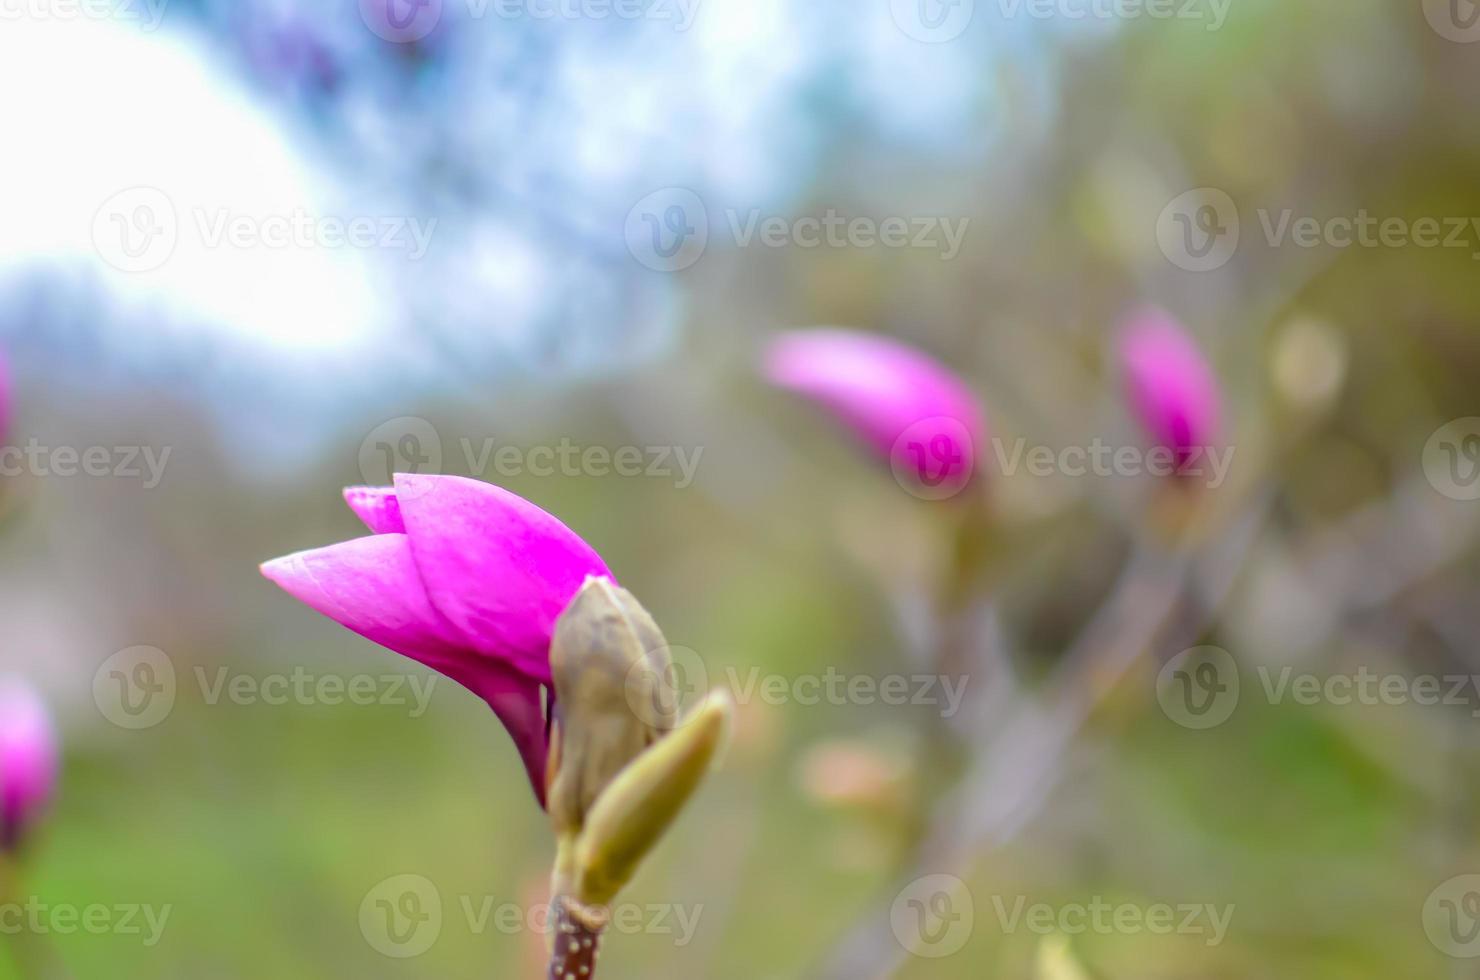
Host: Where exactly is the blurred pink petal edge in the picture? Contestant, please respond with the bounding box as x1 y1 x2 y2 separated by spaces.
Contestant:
0 346 11 445
0 678 57 853
1117 308 1223 468
763 328 988 491
260 474 614 806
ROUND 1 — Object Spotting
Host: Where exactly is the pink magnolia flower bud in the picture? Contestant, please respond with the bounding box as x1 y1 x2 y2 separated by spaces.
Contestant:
0 347 11 446
0 679 58 853
262 475 612 807
1117 308 1222 470
763 329 988 499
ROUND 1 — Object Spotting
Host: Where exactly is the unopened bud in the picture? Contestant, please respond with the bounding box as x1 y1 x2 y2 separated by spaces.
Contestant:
547 577 678 839
571 691 731 908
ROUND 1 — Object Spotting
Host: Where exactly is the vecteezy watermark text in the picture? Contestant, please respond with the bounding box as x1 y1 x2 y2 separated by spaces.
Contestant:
0 899 171 947
359 418 704 491
92 187 438 273
997 0 1230 30
93 646 440 730
359 874 702 959
1158 188 1480 272
0 440 171 488
625 188 970 272
0 0 168 29
991 895 1234 946
992 437 1235 487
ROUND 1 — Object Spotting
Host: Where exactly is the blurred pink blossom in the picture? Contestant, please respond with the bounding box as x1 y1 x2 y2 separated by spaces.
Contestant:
0 347 10 446
0 678 57 853
261 475 611 806
1117 308 1222 470
763 329 987 498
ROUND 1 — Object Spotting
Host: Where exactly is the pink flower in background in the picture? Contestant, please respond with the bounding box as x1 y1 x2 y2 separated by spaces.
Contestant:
1117 308 1222 470
0 679 58 853
0 347 11 445
260 474 611 806
763 329 988 498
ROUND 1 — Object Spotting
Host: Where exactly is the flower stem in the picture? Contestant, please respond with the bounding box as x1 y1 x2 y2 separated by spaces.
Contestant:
547 897 604 980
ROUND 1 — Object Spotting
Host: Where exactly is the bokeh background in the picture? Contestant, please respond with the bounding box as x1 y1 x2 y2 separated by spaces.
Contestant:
3 0 1480 977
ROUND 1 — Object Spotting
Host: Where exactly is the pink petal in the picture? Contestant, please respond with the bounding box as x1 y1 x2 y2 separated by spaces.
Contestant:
260 534 465 673
1117 308 1222 467
260 535 550 802
343 486 406 534
392 474 613 683
0 678 56 851
764 329 987 492
0 348 10 446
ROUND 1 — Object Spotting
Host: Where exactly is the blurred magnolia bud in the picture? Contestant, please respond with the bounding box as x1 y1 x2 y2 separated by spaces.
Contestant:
796 738 911 812
1117 307 1222 472
1035 933 1091 980
0 347 10 446
0 679 57 854
570 692 731 909
547 577 678 840
763 328 989 500
1271 316 1347 416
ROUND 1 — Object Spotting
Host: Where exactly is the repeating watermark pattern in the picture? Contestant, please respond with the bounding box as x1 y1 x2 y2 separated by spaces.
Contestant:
1425 875 1480 958
93 646 177 731
0 0 167 29
624 647 973 727
1157 188 1240 273
991 896 1234 946
358 417 705 491
889 0 975 43
1424 0 1480 43
1157 647 1239 730
1424 418 1480 501
92 187 437 273
1158 648 1480 729
991 437 1235 487
625 188 970 272
0 899 172 947
94 647 440 729
890 418 977 501
0 440 171 488
997 0 1230 30
1160 189 1480 272
359 875 702 959
890 874 974 958
359 0 698 40
195 667 438 718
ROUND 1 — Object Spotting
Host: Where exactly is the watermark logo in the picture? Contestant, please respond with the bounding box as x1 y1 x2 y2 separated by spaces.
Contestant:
891 874 974 958
93 646 177 730
1424 0 1480 42
625 188 708 272
625 644 709 729
93 187 178 273
1425 875 1480 957
891 417 977 501
358 417 444 498
1157 187 1239 272
1156 646 1239 730
1424 418 1480 501
361 874 443 958
360 0 444 41
890 0 974 42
